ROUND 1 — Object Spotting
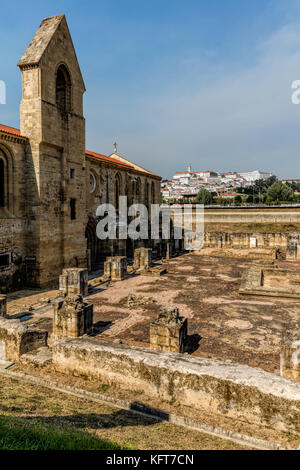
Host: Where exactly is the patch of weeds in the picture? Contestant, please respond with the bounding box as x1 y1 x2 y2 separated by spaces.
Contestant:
50 404 62 414
283 431 300 442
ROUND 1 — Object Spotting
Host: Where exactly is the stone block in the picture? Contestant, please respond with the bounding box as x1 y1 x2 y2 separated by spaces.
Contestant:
59 268 88 296
150 306 188 354
0 295 7 317
281 329 300 382
166 242 172 260
133 248 152 269
0 317 48 362
53 294 93 339
104 256 127 281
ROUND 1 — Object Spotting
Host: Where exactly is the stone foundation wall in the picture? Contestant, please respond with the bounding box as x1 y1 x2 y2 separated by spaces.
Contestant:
240 266 300 298
0 218 26 292
53 338 300 433
202 231 289 251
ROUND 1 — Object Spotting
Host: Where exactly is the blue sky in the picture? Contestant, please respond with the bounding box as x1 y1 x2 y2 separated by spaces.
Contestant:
1 0 300 178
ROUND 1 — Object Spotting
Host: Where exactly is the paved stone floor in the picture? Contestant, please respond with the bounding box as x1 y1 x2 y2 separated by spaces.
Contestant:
6 253 300 373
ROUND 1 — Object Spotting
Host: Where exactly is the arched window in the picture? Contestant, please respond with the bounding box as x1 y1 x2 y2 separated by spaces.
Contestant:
151 182 155 204
90 172 96 194
0 149 8 209
136 178 141 201
145 181 150 208
56 65 71 112
115 174 120 211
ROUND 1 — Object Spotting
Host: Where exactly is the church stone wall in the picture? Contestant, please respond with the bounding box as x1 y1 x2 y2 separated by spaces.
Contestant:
0 136 28 291
0 14 161 291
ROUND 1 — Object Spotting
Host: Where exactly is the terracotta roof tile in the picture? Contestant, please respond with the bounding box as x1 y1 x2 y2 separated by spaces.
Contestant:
0 124 148 174
85 150 133 169
0 124 26 138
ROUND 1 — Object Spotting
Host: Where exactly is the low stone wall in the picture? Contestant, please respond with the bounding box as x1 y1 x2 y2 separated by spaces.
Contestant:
240 266 300 299
198 247 277 260
53 338 300 433
0 317 48 362
203 232 288 251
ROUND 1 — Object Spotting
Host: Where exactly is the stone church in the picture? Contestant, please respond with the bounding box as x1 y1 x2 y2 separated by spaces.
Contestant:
0 14 161 292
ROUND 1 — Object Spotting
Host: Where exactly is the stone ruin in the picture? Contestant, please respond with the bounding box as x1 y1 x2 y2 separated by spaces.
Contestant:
104 256 127 281
166 242 172 259
53 294 93 340
280 328 300 382
133 247 152 270
59 268 88 297
0 316 48 363
0 295 7 317
240 264 300 299
124 293 154 308
286 234 300 260
150 306 188 353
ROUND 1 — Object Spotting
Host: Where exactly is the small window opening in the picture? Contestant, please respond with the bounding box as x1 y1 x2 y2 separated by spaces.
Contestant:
70 198 76 220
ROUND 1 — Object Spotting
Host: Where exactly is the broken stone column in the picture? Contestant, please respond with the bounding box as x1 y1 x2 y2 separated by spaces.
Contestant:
133 248 152 270
104 256 127 281
166 242 172 260
0 295 7 317
280 328 300 382
150 306 188 353
59 268 88 296
53 295 93 339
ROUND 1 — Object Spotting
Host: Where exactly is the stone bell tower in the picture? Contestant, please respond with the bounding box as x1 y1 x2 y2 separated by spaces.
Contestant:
18 15 87 287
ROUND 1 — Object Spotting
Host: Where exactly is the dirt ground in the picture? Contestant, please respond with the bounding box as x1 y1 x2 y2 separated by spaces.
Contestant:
7 253 300 373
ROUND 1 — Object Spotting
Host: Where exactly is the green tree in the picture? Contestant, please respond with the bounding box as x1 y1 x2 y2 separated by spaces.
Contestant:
266 181 294 203
264 175 277 188
234 195 242 205
246 194 253 203
195 188 213 205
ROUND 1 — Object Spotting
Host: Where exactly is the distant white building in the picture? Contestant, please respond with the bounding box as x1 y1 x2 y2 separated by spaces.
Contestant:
238 170 273 182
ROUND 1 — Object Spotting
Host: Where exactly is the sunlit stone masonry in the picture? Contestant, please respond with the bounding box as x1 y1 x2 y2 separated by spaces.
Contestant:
150 306 188 353
104 256 127 281
59 268 89 297
53 294 93 339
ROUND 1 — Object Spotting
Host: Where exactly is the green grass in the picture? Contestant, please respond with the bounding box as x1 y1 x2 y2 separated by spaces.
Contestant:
0 416 128 450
